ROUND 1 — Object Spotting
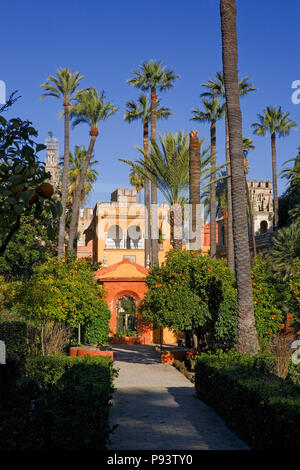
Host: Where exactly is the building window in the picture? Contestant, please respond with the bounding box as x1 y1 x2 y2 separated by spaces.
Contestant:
106 225 124 248
123 255 136 263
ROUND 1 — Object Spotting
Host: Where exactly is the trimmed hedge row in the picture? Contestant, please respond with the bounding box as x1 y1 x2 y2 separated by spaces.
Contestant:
0 321 27 359
194 351 300 450
0 355 116 450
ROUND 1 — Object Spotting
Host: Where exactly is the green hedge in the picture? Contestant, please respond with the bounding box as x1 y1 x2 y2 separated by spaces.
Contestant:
0 355 116 450
195 351 300 450
0 321 27 359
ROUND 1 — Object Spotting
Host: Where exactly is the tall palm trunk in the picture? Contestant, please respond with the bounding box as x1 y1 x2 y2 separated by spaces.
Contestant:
245 179 256 259
225 115 235 272
170 206 183 249
189 130 201 249
144 119 151 267
68 128 98 250
220 0 259 354
210 122 217 260
271 133 279 231
150 88 159 265
58 101 70 258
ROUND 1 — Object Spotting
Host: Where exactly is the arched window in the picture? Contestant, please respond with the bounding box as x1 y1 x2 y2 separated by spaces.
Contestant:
126 225 144 249
106 225 124 248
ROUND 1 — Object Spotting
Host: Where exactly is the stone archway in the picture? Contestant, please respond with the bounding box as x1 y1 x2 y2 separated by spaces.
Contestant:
116 295 137 334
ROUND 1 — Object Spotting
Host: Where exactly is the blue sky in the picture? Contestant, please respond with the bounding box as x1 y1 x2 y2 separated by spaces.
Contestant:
2 0 300 208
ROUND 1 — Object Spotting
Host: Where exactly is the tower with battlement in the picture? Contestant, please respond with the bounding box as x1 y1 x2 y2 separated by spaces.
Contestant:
45 135 59 187
247 179 274 234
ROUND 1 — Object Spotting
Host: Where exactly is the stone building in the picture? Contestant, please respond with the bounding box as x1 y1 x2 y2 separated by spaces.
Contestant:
45 134 60 187
247 179 274 235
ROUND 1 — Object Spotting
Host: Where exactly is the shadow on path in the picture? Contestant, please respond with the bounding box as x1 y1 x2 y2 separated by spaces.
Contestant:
108 387 249 450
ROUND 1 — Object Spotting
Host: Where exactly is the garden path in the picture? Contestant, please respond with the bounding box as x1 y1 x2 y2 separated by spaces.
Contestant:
107 344 249 450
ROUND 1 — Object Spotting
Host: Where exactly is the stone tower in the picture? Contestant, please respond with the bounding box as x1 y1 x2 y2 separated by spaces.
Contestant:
247 179 274 234
45 134 59 187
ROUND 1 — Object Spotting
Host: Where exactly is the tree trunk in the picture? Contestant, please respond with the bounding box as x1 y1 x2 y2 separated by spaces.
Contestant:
170 205 183 250
58 102 70 258
150 88 159 265
144 119 151 267
271 133 279 231
210 122 217 260
245 178 257 259
68 130 97 251
225 115 235 272
220 0 259 354
189 130 201 249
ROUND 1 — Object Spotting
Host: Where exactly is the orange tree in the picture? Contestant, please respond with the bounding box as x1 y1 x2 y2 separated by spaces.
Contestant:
250 255 289 341
140 250 290 349
0 109 61 255
17 254 110 353
140 250 237 348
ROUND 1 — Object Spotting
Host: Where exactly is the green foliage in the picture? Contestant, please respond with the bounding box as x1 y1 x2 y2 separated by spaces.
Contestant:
270 224 300 279
0 321 27 359
17 254 110 340
83 317 110 345
288 362 300 386
140 250 237 343
288 259 300 331
251 254 287 340
0 114 62 255
194 350 300 449
0 355 115 450
0 218 55 281
141 250 291 345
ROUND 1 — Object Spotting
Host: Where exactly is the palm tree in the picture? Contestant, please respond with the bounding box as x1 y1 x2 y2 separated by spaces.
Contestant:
191 97 225 260
68 88 118 250
270 224 300 279
281 148 300 225
62 146 98 207
121 131 191 249
189 130 201 249
129 169 144 202
201 72 256 272
242 137 256 258
252 106 297 231
41 67 84 258
127 60 179 264
121 131 211 250
124 93 172 266
220 0 259 354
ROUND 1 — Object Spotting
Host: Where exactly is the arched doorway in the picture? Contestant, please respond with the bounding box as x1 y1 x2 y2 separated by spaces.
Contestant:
260 220 268 234
116 295 137 335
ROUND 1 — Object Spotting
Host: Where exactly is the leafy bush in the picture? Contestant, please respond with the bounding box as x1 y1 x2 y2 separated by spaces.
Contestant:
140 250 237 345
0 321 27 359
0 355 115 450
288 362 300 386
194 350 300 449
17 254 110 352
251 255 288 341
83 317 110 345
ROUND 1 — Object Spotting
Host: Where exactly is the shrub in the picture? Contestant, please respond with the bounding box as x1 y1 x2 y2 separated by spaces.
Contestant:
288 362 300 386
17 254 110 353
251 255 288 341
194 350 300 449
140 250 237 345
0 321 27 359
0 355 115 450
83 317 110 345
